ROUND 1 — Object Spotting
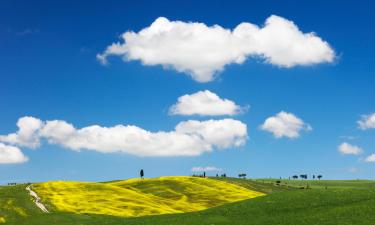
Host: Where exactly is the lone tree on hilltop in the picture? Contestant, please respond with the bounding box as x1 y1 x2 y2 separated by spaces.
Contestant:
317 175 323 180
292 175 298 179
140 169 144 179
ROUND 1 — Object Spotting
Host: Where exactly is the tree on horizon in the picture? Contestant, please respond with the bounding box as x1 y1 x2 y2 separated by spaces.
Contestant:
140 169 144 179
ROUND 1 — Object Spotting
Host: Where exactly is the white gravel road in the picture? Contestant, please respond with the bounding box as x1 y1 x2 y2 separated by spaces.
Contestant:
26 185 49 213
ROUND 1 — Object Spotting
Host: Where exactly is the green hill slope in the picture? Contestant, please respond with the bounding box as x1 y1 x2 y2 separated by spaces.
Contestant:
0 185 43 224
2 178 375 225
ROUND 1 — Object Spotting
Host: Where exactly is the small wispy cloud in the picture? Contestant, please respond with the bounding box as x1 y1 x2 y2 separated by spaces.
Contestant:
338 142 363 155
16 28 39 36
358 113 375 130
365 154 375 162
339 135 359 140
348 167 360 173
80 47 92 54
191 166 223 172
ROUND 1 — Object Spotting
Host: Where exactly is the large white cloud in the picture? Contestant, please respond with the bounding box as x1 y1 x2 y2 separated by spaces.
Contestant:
0 143 28 164
365 154 375 162
191 166 222 172
175 119 247 149
260 111 312 139
338 142 363 155
0 117 247 157
97 15 335 82
169 90 246 116
0 116 43 149
358 113 375 130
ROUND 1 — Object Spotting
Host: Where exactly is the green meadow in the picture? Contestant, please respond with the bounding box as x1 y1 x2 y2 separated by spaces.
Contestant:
1 177 375 225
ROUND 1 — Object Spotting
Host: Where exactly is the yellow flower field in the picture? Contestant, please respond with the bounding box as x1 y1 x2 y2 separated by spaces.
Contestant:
32 176 264 217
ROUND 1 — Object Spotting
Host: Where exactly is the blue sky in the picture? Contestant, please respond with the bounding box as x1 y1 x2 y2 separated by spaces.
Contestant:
1 0 375 183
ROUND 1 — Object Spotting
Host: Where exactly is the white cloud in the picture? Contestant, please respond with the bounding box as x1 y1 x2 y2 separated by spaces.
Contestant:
169 90 246 116
0 117 247 157
97 15 335 82
365 154 375 162
191 166 222 172
0 116 43 148
348 167 359 173
338 142 363 155
260 111 312 139
16 28 39 36
339 135 358 140
0 143 28 164
175 119 247 149
358 113 375 130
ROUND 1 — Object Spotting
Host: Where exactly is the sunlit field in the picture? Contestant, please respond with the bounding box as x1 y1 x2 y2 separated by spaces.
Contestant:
32 176 264 217
2 178 375 225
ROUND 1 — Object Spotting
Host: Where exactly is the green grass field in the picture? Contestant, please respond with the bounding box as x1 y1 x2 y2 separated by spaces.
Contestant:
256 178 375 189
1 177 375 225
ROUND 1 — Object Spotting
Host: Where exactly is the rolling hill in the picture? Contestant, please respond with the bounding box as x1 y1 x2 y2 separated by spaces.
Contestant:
1 177 375 225
30 176 264 217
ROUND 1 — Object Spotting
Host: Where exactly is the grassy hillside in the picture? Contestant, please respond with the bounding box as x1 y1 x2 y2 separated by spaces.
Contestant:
31 176 264 217
2 178 375 225
211 177 295 193
118 188 375 225
0 185 42 224
256 178 375 189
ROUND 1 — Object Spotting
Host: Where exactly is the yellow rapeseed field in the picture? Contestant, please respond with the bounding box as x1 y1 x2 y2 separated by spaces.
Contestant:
32 176 264 217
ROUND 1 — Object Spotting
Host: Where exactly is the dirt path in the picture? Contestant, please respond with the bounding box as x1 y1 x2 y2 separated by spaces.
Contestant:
26 185 49 213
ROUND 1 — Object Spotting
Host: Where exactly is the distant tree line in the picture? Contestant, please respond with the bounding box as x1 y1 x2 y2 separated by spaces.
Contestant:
291 174 323 180
6 182 31 186
192 173 227 178
192 172 207 178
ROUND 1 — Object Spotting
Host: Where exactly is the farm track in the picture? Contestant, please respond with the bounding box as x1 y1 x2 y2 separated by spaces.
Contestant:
26 185 49 213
